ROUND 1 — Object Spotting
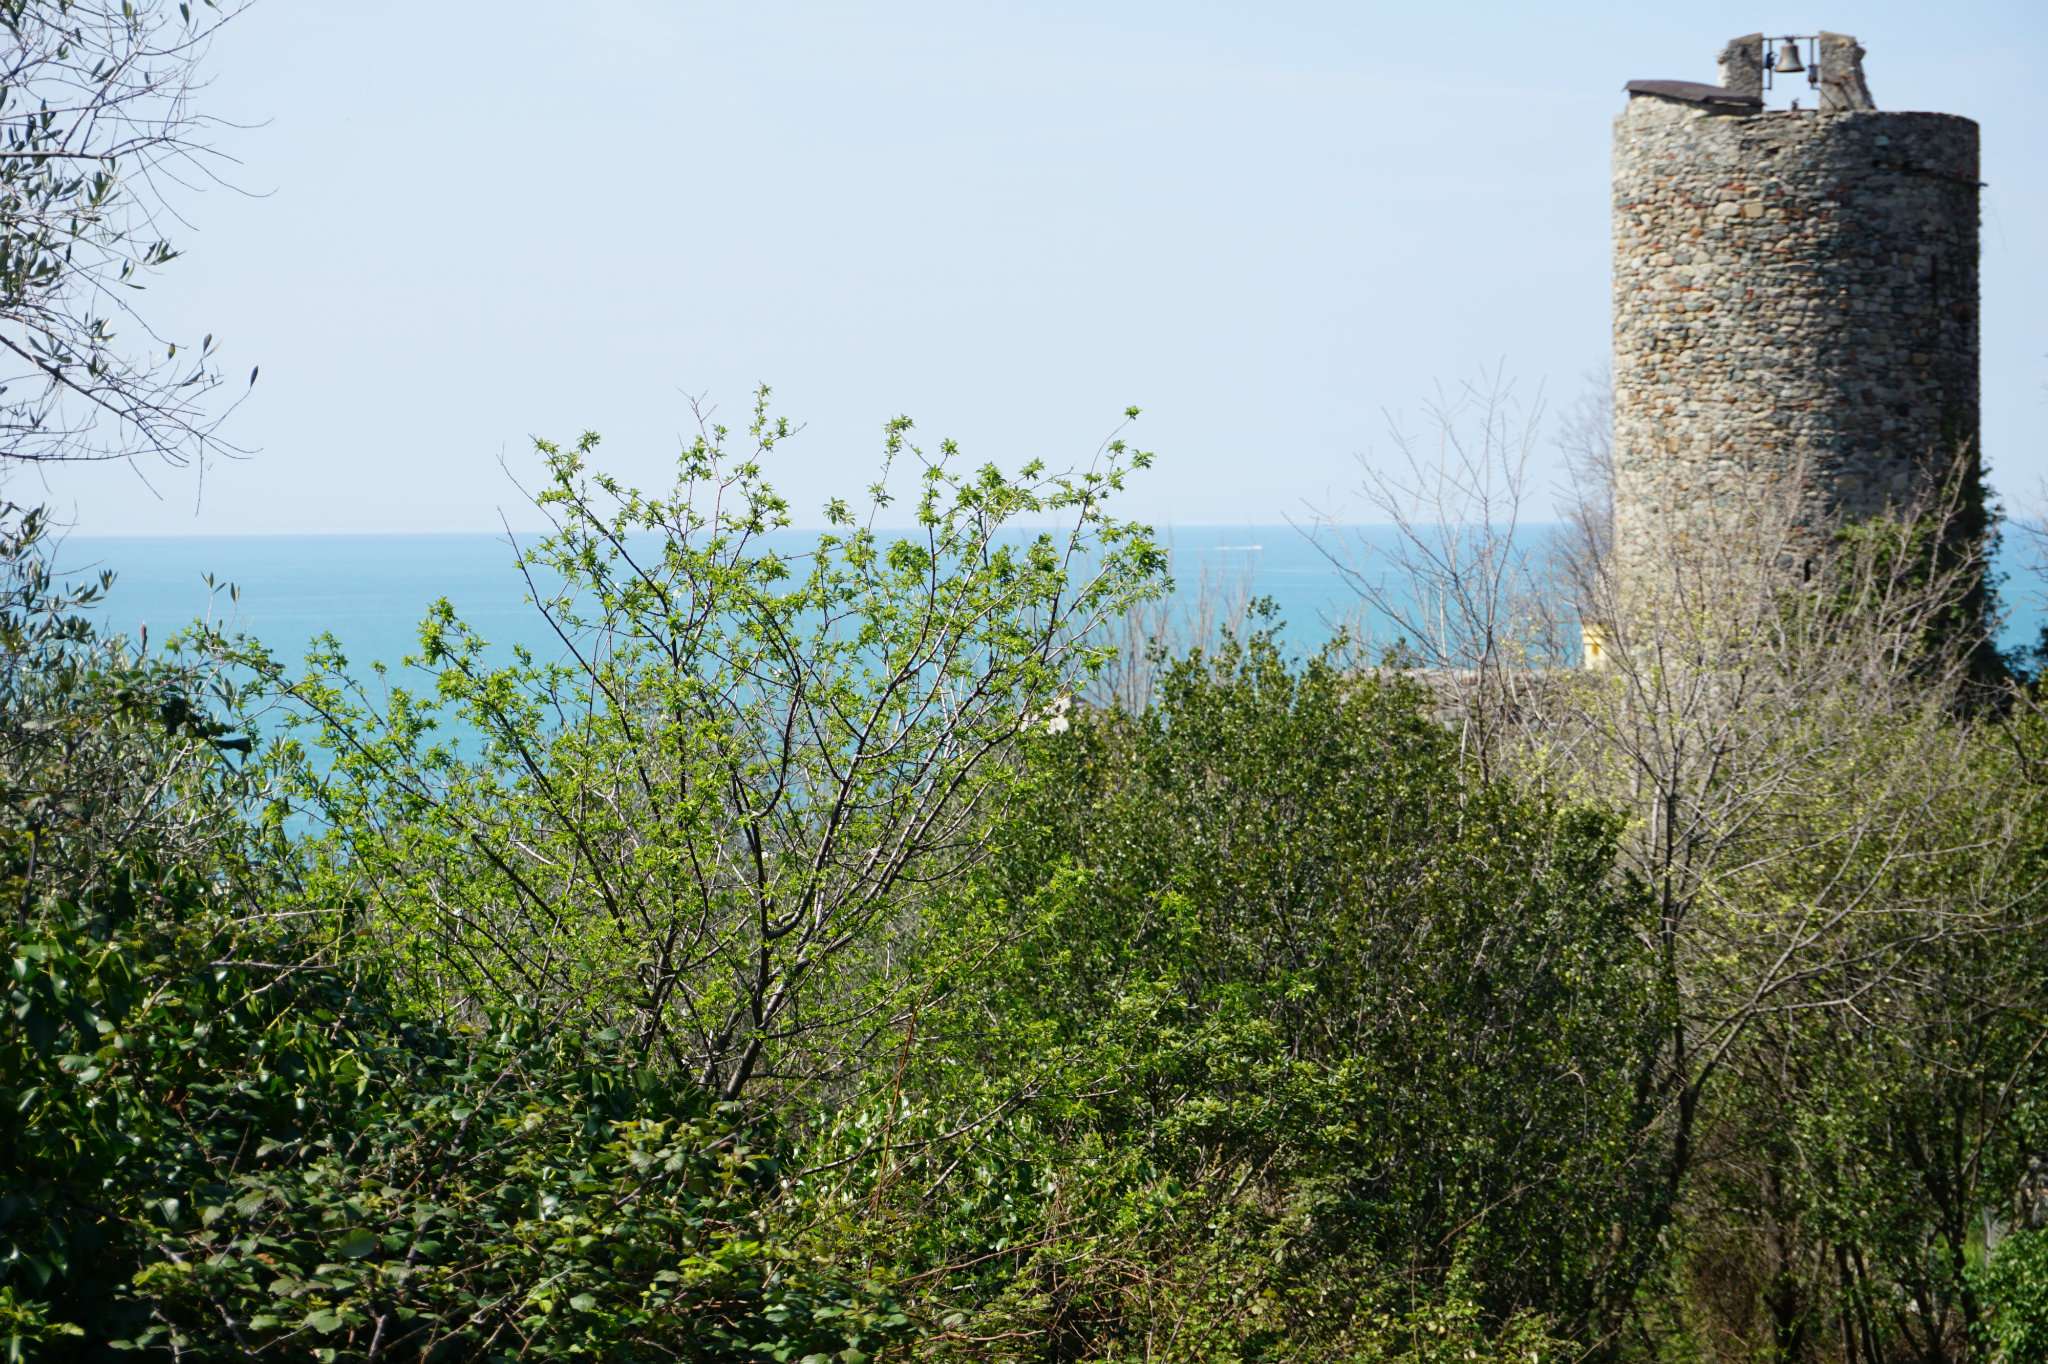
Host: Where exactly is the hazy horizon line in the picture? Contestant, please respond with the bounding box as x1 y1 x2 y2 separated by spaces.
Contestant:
56 520 1568 541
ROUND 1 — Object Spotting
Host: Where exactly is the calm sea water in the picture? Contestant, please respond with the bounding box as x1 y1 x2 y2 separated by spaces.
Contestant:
52 527 2048 675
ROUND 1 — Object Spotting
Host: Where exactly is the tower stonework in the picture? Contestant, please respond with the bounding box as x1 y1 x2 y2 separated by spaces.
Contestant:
1609 35 1980 607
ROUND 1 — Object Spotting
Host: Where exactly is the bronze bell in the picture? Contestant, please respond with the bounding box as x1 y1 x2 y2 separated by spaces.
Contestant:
1774 38 1805 74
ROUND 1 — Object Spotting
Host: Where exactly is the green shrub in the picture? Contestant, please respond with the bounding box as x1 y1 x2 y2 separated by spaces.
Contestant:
4 890 907 1359
814 629 1668 1357
1975 1228 2048 1364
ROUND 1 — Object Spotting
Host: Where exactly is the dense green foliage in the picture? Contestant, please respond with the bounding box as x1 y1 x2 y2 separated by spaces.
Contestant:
0 506 907 1361
1973 1228 2048 1363
3 2 2043 1356
5 434 2046 1361
5 899 909 1360
796 631 1668 1357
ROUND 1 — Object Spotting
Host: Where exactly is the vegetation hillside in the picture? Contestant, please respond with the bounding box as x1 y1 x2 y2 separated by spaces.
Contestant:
2 3 2044 1360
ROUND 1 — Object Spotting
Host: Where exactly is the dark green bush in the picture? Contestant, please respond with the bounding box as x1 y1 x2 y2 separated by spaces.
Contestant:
4 891 907 1359
816 630 1669 1357
1975 1228 2048 1364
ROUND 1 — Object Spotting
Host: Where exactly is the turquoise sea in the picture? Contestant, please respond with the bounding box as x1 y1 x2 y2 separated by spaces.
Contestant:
52 527 1386 672
52 527 2048 676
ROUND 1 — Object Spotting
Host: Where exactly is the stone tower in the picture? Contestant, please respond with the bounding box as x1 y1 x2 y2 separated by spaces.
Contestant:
1608 33 1980 609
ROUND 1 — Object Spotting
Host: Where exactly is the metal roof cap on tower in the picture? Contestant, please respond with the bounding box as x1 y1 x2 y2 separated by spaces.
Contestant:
1623 79 1764 111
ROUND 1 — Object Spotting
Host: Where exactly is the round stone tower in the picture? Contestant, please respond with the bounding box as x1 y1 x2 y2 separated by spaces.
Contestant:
1608 33 1980 607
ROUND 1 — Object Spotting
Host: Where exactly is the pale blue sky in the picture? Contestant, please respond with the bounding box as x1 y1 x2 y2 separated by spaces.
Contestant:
21 1 2048 534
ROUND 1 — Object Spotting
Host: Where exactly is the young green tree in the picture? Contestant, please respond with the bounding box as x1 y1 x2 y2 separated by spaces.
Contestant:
250 393 1166 1108
0 503 913 1361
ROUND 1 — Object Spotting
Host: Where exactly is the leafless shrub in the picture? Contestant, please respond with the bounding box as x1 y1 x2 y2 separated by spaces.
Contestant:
1313 371 2042 1353
1296 369 1572 775
1084 532 1256 713
1555 368 1614 567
